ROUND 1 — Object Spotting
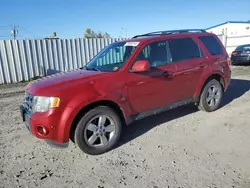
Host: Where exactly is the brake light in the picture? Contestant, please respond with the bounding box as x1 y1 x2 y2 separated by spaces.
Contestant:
231 51 237 55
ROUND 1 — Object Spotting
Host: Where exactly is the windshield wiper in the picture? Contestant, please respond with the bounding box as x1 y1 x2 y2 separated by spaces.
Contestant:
84 66 100 72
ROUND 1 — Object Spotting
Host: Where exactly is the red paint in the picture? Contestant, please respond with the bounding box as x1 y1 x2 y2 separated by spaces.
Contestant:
24 32 231 144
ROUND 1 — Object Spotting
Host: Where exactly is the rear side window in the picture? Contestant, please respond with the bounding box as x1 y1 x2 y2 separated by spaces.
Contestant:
170 38 202 62
199 36 223 55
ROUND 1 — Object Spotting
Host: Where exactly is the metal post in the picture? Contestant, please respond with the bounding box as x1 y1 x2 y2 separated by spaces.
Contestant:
12 26 18 40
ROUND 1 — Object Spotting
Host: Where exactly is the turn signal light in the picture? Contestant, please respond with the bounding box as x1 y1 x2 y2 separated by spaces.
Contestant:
50 97 60 108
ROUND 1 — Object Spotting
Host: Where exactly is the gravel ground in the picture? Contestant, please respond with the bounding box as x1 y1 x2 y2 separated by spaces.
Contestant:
0 82 27 94
0 66 250 188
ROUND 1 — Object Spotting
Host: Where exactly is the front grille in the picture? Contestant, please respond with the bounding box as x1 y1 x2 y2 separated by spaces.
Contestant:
23 92 33 113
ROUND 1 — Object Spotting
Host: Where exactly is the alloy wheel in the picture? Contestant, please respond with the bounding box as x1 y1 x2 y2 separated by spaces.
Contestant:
206 85 221 107
84 115 116 147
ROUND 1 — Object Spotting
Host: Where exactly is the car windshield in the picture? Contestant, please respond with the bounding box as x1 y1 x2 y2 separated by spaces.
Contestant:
235 44 250 51
84 41 138 72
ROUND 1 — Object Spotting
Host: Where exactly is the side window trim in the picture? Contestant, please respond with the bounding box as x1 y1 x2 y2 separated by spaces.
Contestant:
191 36 205 58
165 41 173 64
198 46 204 57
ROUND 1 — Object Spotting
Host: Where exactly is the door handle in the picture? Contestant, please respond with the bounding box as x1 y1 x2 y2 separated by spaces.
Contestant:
162 71 173 78
199 63 207 68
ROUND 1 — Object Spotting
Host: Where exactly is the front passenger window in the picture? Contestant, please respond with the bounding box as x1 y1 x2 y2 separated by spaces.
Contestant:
135 41 171 67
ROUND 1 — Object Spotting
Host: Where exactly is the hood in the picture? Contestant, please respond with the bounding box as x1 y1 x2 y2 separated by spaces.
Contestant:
26 69 104 95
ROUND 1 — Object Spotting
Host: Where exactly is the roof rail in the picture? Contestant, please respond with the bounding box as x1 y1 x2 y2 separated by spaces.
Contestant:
132 29 207 38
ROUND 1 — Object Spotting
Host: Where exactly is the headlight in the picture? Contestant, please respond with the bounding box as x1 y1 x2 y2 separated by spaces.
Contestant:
32 96 60 113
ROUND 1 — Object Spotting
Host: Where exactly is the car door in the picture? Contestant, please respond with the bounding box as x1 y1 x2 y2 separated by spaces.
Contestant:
125 40 179 114
169 37 207 100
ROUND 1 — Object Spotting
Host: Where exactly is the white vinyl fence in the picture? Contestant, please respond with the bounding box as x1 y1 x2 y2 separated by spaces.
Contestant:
0 38 125 84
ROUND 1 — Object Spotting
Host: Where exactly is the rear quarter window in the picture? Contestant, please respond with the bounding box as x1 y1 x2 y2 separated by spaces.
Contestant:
199 36 223 55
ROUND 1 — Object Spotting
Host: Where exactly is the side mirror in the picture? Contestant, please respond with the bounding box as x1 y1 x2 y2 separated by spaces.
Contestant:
131 60 150 72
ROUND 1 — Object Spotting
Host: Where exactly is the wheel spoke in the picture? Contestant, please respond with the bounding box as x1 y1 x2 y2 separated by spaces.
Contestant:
215 93 220 100
98 116 106 126
100 134 108 145
88 134 98 145
105 124 115 132
208 87 213 95
210 98 215 106
213 87 218 94
206 96 213 103
87 123 97 132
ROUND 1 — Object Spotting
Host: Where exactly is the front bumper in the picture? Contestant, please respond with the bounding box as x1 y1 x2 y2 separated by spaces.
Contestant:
20 105 31 131
45 140 69 148
20 105 70 147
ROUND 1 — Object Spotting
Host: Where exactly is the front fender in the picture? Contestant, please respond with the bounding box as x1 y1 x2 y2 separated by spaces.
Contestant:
58 85 130 142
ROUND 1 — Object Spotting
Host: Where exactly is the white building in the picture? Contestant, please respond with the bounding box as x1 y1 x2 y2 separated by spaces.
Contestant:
206 21 250 36
206 21 250 54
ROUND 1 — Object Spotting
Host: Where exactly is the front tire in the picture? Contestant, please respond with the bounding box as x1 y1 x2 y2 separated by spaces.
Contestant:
74 106 122 155
198 79 223 112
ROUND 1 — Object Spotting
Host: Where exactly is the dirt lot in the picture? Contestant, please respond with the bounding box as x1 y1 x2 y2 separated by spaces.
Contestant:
0 66 250 188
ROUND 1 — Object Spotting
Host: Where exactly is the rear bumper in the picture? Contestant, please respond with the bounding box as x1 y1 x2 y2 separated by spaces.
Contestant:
231 55 250 64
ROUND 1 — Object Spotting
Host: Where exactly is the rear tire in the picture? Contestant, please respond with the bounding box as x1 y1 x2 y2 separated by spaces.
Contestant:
198 79 223 112
74 106 122 155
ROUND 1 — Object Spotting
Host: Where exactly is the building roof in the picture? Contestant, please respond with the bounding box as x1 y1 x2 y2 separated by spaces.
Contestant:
206 21 250 30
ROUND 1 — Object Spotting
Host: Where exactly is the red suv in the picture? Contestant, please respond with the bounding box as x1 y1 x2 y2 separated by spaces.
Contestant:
20 29 231 155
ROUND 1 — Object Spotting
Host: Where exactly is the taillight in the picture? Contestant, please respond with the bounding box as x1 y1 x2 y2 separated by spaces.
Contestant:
231 51 237 55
